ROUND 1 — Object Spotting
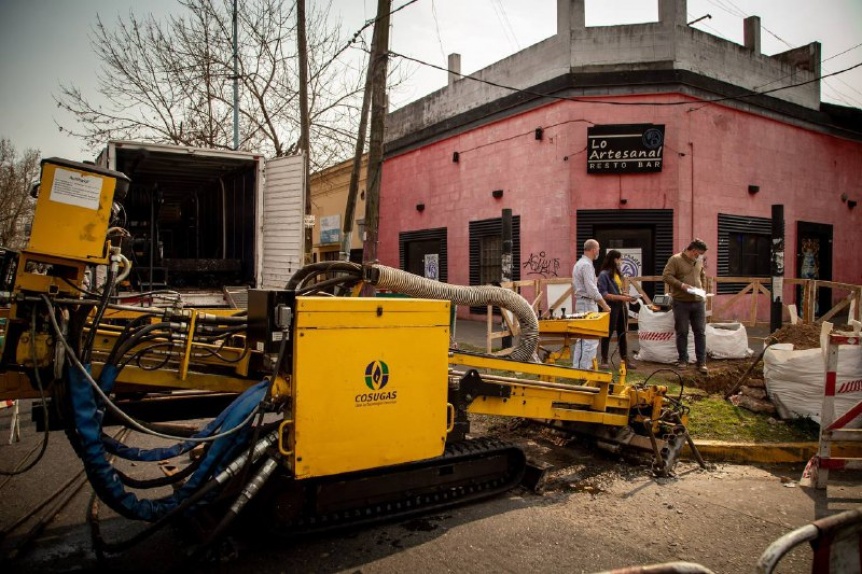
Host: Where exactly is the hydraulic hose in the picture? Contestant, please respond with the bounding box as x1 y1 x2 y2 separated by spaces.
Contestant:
367 264 539 362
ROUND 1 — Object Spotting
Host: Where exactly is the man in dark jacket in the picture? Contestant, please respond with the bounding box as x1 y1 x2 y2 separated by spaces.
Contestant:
662 239 709 374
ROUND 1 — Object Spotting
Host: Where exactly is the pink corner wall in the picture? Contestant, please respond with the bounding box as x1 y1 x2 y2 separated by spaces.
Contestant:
379 93 862 319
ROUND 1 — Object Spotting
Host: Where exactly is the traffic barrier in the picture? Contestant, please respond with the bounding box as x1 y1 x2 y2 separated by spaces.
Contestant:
801 330 862 489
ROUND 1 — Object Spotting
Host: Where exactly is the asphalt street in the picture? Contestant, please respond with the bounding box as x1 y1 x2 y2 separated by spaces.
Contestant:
0 319 859 573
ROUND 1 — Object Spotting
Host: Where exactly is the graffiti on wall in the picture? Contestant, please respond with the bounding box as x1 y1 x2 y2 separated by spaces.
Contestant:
523 251 560 277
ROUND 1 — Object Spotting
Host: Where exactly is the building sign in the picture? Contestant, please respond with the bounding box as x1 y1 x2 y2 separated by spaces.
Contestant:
320 214 341 245
587 124 665 174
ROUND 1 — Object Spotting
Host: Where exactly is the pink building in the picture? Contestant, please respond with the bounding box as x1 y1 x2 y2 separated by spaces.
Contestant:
378 0 862 321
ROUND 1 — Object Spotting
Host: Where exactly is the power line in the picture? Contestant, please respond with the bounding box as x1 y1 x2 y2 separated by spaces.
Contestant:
825 42 862 63
321 0 423 75
696 0 862 106
430 0 447 64
489 0 520 52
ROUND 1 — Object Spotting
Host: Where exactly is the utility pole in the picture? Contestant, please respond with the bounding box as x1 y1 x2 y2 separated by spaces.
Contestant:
340 15 378 262
361 0 391 275
232 0 239 150
501 209 513 348
297 0 313 264
771 204 785 333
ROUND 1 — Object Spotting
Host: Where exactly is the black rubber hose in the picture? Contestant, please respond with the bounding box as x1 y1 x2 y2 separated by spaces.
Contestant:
285 261 362 290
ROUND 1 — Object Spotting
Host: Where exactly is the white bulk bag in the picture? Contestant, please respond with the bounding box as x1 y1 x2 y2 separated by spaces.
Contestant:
706 322 753 359
764 343 862 424
635 304 694 364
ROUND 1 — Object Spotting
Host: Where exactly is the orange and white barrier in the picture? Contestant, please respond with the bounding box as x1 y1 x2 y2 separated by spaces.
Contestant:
801 331 862 489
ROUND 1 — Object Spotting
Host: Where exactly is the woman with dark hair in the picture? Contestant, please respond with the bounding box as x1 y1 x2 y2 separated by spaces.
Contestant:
597 249 638 370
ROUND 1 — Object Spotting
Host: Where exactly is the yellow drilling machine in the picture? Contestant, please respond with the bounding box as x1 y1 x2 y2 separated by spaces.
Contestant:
0 159 701 552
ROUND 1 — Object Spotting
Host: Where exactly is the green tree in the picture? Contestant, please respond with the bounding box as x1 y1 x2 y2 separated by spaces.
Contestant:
0 139 39 250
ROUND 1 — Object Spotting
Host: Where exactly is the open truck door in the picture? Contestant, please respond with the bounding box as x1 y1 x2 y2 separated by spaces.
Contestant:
257 153 306 290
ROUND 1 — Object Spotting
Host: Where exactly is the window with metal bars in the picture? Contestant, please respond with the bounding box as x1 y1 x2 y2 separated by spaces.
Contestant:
717 213 772 294
468 216 520 313
478 236 502 285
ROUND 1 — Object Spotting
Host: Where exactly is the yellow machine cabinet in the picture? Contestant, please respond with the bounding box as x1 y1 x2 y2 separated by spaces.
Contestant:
27 158 130 263
289 296 451 479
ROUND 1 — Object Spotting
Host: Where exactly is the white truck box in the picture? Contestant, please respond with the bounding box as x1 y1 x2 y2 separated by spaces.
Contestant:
97 141 305 305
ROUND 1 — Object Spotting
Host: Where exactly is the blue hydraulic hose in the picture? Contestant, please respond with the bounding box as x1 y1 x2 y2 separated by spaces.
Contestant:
68 366 268 522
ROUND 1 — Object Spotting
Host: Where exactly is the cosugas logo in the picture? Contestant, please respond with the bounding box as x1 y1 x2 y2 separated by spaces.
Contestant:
356 360 397 406
364 360 389 390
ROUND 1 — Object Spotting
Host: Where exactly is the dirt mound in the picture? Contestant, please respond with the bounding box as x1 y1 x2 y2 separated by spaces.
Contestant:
646 323 835 395
769 322 823 350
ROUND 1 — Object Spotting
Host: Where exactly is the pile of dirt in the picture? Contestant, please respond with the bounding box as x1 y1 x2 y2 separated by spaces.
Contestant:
673 322 846 414
668 322 834 395
769 322 824 350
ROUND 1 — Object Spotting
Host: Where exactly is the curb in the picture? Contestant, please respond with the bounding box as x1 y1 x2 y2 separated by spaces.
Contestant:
688 441 862 464
686 441 818 464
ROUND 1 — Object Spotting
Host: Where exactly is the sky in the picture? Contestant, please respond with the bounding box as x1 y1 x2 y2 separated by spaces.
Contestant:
1 0 861 162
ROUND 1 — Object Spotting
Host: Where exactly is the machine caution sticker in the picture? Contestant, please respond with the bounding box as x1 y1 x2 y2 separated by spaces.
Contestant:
50 168 103 211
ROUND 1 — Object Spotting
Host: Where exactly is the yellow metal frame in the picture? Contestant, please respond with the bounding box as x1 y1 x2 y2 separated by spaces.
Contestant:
13 251 89 296
86 323 255 393
448 351 660 429
538 312 610 338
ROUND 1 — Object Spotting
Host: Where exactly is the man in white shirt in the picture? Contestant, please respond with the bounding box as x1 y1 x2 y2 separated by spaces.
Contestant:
572 239 611 369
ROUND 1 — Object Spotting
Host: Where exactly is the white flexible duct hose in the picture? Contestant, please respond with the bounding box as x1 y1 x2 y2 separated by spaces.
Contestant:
369 264 538 362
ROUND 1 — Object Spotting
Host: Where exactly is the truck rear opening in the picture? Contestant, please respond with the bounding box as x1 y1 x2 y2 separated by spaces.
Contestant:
98 141 305 305
111 144 259 291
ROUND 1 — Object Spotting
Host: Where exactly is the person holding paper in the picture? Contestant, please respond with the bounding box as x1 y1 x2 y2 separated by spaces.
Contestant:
662 238 709 374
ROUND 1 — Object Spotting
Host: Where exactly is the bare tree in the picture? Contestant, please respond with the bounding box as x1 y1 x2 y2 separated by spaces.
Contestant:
0 139 39 250
55 0 370 171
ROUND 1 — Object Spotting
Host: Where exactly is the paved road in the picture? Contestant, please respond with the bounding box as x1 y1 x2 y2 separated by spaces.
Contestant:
0 320 857 573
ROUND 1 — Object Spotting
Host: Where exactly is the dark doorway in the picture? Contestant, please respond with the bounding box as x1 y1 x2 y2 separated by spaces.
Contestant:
405 239 443 279
577 209 673 301
399 227 448 282
796 221 833 318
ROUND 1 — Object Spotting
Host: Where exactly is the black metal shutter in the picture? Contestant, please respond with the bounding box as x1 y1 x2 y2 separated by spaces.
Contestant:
469 216 521 314
717 213 772 294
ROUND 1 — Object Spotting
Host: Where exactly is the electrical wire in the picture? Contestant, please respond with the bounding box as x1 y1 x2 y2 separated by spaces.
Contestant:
125 342 175 371
82 263 118 364
309 0 423 85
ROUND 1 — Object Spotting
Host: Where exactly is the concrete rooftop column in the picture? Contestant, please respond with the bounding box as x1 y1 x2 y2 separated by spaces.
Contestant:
744 16 762 55
557 0 585 39
659 0 687 28
448 53 461 86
